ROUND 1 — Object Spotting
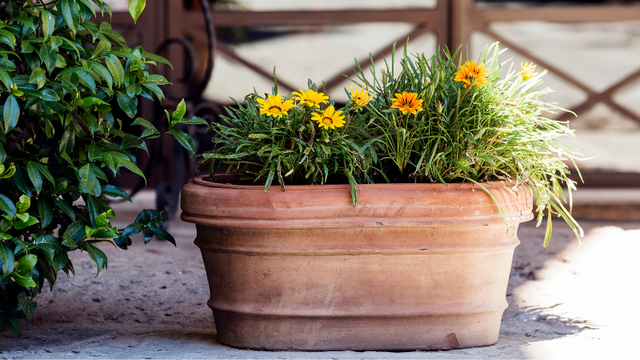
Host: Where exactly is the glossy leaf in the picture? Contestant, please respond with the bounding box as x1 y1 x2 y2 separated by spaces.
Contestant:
81 242 107 275
60 0 80 34
40 9 55 41
101 184 132 202
172 99 187 123
116 92 137 119
3 95 19 133
0 194 16 218
170 129 195 154
0 67 13 90
0 242 16 280
128 0 146 23
105 54 124 87
37 198 53 229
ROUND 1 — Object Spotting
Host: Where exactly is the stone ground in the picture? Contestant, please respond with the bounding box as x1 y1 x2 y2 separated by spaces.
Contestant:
0 190 639 359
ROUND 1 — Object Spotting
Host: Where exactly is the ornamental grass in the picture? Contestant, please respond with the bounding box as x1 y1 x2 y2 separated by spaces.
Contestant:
201 42 583 244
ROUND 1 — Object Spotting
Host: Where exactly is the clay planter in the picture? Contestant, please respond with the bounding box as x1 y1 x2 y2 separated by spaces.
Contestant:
180 176 533 351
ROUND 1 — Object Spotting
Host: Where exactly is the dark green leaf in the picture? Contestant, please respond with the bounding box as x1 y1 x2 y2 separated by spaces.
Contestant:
78 163 100 197
150 226 175 246
121 134 143 149
169 129 195 154
86 195 103 226
77 70 97 93
3 95 19 133
143 51 172 69
54 198 75 221
77 0 97 16
80 97 109 108
35 235 57 245
28 162 54 184
116 92 137 118
114 233 132 250
142 228 153 244
131 117 158 133
80 242 107 275
37 45 57 74
105 54 124 87
0 29 16 48
101 152 146 183
21 40 35 54
0 241 15 280
0 194 16 218
37 198 53 229
182 116 209 126
24 53 41 70
22 88 60 102
121 222 144 238
29 67 46 89
26 162 43 194
63 221 85 247
90 62 113 89
10 16 36 31
13 167 34 196
60 0 80 34
36 252 58 290
41 9 55 40
0 67 13 90
105 50 141 61
141 83 164 101
101 184 131 202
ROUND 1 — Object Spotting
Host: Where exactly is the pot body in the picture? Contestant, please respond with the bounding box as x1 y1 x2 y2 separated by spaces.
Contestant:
181 176 533 351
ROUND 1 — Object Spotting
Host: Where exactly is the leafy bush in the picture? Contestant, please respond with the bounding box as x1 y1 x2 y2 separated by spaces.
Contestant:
0 0 201 336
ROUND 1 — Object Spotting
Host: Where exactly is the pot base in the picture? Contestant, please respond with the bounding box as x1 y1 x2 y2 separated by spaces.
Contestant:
213 309 503 351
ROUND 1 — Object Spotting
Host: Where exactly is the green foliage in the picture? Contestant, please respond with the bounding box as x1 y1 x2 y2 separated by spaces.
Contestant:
202 80 375 206
353 42 582 243
203 42 583 244
0 0 199 337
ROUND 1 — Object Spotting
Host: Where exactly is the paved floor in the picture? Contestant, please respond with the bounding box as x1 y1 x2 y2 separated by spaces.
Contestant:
1 190 639 359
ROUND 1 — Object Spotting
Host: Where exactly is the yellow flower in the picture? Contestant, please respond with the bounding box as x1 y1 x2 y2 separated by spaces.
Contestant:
311 106 345 130
454 60 489 88
521 62 538 81
256 94 294 118
292 88 329 108
350 84 374 107
391 92 423 115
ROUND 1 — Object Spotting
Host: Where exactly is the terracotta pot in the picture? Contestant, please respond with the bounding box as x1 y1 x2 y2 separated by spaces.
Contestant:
181 176 533 351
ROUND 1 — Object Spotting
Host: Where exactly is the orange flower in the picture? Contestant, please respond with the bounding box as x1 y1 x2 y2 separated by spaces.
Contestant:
391 92 423 115
454 60 489 88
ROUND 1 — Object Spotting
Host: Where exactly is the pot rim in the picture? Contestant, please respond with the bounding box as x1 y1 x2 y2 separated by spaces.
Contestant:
191 175 526 192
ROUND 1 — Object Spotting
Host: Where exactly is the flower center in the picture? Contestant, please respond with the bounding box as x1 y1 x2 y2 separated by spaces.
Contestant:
269 105 282 113
322 117 333 126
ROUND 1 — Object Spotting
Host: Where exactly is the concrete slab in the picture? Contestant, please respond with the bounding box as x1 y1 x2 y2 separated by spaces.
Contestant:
1 190 639 359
